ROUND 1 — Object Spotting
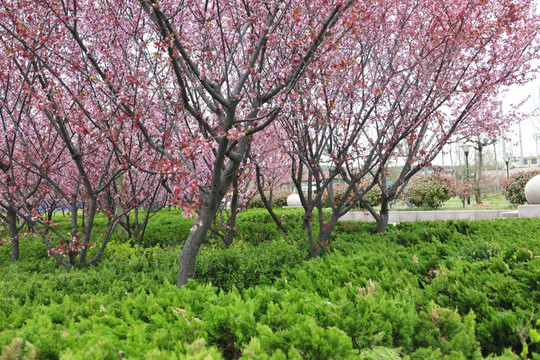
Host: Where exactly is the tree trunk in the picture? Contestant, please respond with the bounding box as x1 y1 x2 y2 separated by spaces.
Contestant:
315 212 339 250
45 201 55 233
376 212 389 233
122 212 133 239
222 178 240 247
376 199 390 233
7 207 19 263
113 173 129 237
79 198 97 264
71 200 78 236
176 131 249 288
255 164 288 234
304 213 320 258
137 206 153 245
177 203 219 288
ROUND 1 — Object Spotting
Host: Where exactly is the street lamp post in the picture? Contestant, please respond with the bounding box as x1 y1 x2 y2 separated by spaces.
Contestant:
504 156 510 178
460 144 472 205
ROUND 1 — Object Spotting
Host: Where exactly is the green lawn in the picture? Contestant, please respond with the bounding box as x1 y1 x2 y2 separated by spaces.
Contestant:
386 193 515 211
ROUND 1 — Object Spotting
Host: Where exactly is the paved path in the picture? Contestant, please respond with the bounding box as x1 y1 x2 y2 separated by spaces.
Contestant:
340 209 522 223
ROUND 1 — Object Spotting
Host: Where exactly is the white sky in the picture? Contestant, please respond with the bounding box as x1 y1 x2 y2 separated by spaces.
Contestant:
503 76 540 158
434 2 540 166
432 75 540 168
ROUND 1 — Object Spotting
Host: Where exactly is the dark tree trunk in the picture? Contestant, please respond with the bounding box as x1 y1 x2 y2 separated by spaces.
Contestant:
79 199 97 264
177 136 250 288
122 212 133 239
376 199 390 233
177 203 219 288
133 210 139 240
304 212 320 258
45 202 55 233
255 164 288 234
137 206 154 245
315 212 339 250
222 177 240 247
7 207 19 263
71 201 78 237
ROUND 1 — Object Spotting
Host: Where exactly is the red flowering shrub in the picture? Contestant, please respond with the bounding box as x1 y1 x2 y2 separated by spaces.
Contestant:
501 170 540 205
455 180 475 207
402 171 456 209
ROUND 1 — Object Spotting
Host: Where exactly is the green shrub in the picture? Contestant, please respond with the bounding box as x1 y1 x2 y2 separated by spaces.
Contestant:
1 211 539 359
402 171 456 209
502 170 540 205
246 190 293 209
203 293 257 358
140 209 194 247
233 209 292 245
194 238 308 291
322 181 382 209
234 208 328 245
1 338 38 360
412 303 481 359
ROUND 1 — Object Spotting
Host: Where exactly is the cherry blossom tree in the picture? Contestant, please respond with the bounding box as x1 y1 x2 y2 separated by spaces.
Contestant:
139 0 355 287
282 0 540 252
0 3 160 270
1 0 355 286
100 166 170 243
360 0 539 232
458 102 524 205
3 0 537 286
0 48 49 262
213 125 292 243
215 126 292 243
250 127 292 234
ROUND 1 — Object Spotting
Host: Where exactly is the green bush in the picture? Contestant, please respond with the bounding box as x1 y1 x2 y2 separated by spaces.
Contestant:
322 180 382 209
233 209 294 245
246 190 293 209
402 172 456 209
411 304 481 359
1 338 38 360
140 209 195 247
1 212 539 359
502 170 540 205
194 237 308 291
234 208 329 245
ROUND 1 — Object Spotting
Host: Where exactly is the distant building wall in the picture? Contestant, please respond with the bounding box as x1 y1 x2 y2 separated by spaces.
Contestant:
511 156 540 168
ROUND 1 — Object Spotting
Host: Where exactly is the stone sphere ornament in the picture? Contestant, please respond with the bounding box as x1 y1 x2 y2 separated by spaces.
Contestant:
287 193 302 207
524 174 540 204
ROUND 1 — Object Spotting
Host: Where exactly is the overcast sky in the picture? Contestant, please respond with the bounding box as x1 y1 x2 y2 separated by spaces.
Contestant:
503 76 540 158
431 75 540 168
